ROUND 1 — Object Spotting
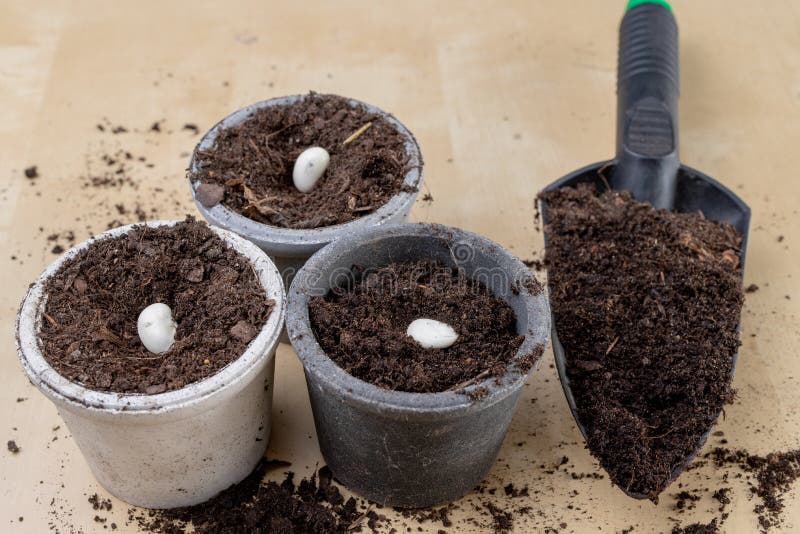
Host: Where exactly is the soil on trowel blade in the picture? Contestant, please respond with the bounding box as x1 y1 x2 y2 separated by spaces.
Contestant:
541 183 744 501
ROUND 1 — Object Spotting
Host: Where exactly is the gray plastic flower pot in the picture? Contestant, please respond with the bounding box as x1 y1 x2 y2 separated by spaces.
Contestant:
188 94 424 290
16 221 286 508
286 222 550 508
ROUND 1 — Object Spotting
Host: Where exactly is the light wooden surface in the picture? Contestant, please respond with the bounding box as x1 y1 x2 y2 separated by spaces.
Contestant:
1 1 798 532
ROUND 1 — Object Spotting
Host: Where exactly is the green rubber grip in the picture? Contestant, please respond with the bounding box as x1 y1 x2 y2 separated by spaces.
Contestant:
626 0 672 11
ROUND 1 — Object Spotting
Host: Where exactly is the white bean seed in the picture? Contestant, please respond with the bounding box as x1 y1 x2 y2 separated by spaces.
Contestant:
406 318 459 349
137 303 177 354
292 146 330 193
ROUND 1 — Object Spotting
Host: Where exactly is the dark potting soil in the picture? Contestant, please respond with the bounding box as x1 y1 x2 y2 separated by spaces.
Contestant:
673 490 701 511
398 504 455 529
706 447 800 532
483 501 513 532
38 217 273 394
131 460 386 534
541 183 744 501
308 260 541 394
88 494 113 511
191 92 417 229
671 519 720 534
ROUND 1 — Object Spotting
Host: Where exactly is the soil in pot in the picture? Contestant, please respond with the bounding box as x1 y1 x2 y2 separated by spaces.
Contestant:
308 260 543 395
38 217 274 394
192 92 416 229
541 183 744 501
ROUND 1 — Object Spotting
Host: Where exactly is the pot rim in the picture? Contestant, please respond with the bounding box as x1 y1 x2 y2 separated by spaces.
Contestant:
287 222 550 419
187 93 424 251
15 220 286 415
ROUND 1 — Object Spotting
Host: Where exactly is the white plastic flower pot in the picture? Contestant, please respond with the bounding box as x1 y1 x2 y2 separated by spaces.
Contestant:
15 221 286 509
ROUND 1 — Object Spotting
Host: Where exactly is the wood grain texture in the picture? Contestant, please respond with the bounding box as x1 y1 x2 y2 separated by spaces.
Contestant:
1 1 798 532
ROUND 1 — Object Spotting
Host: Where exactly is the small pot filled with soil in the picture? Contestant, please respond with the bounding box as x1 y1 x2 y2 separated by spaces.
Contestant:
16 218 285 508
188 92 423 288
287 222 549 507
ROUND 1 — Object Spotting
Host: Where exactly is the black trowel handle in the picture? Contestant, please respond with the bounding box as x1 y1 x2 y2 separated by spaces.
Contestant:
614 1 680 209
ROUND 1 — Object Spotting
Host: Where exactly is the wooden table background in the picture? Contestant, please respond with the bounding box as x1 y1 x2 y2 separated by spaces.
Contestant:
1 1 798 532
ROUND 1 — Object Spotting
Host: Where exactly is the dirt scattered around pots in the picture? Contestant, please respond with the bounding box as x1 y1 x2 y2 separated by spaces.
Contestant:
712 487 731 511
671 519 719 534
88 494 112 511
191 92 418 229
309 260 541 394
706 447 800 532
130 459 387 533
503 483 529 498
24 166 39 179
39 217 273 394
745 283 760 293
7 440 20 453
463 496 538 533
398 504 454 529
541 183 744 501
673 490 701 512
483 501 513 532
27 115 204 260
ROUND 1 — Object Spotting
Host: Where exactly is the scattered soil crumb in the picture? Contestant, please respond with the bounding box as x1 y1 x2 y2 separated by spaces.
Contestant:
503 483 529 498
712 487 731 511
671 518 719 534
706 447 800 532
673 490 701 512
129 459 387 533
483 501 513 532
88 494 112 511
398 504 454 528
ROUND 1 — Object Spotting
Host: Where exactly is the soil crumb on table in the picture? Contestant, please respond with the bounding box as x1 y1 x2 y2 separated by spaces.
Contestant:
541 183 744 501
192 92 417 229
39 217 273 394
309 260 542 394
671 519 719 534
706 447 800 532
130 460 387 533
